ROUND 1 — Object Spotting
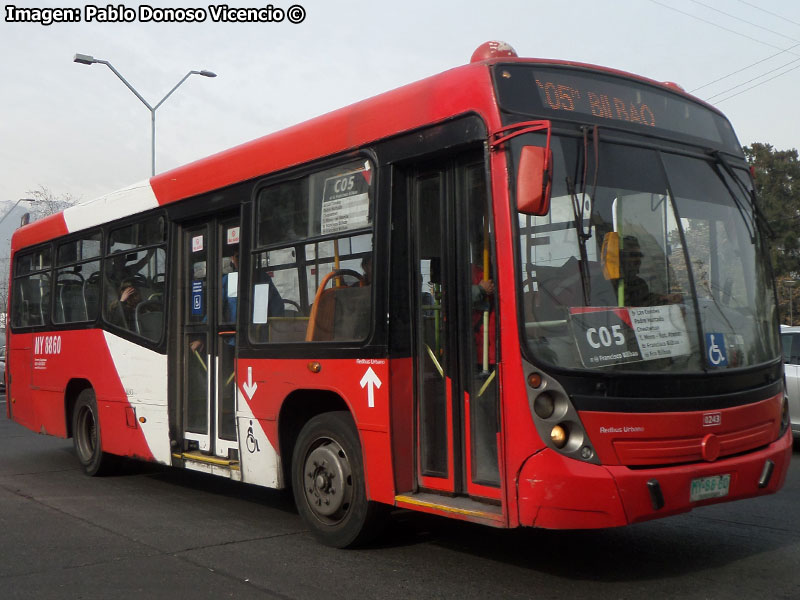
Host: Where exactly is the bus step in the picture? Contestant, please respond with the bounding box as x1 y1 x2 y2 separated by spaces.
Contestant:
172 451 241 471
395 492 504 526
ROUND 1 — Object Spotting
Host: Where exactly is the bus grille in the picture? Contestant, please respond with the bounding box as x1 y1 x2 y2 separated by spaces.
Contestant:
612 422 774 466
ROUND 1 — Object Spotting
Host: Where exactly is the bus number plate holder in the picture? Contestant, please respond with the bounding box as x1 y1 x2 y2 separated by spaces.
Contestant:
690 474 731 502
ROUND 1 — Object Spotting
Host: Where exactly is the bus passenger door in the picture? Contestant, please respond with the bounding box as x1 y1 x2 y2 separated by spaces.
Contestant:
410 155 501 500
181 213 240 459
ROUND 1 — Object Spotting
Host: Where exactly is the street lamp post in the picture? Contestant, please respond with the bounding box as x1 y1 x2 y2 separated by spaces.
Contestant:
0 198 36 228
73 53 216 176
784 280 798 326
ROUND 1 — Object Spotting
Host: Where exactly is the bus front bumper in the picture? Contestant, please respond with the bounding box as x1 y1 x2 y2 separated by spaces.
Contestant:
517 427 792 529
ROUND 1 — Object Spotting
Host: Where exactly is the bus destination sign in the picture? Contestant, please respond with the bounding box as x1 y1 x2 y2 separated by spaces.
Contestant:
493 64 740 151
534 77 656 128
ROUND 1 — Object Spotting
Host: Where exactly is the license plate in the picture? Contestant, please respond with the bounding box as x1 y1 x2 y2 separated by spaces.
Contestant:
690 474 731 502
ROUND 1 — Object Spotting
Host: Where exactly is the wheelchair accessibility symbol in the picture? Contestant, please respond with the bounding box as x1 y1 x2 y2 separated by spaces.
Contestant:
705 333 728 367
246 420 260 453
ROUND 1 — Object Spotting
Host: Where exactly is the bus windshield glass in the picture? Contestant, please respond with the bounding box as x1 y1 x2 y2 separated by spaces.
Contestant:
517 137 779 373
494 64 741 152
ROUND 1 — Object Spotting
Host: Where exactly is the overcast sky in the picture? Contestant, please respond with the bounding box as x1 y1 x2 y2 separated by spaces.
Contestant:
1 0 799 207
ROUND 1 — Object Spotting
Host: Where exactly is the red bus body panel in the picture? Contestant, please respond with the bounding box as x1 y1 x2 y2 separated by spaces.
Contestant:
517 396 790 529
5 52 789 533
239 357 395 504
518 429 791 529
7 330 154 461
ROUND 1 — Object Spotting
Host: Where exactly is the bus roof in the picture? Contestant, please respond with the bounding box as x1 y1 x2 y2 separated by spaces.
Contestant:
11 43 718 252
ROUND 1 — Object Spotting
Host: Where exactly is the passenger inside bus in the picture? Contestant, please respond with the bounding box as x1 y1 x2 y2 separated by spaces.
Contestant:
617 235 682 307
107 278 142 330
618 235 651 306
360 255 372 286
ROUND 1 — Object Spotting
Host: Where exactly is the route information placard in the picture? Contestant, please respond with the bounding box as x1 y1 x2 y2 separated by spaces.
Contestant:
570 304 691 368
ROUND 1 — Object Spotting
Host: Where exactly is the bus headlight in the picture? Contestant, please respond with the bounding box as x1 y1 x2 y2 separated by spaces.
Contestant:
550 425 568 448
524 365 600 465
534 393 555 419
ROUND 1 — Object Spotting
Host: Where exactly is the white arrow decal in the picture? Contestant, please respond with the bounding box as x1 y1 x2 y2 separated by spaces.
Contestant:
359 366 382 408
242 366 258 400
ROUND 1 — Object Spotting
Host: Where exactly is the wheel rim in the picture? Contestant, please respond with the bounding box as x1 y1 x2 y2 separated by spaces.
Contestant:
75 405 97 463
302 438 354 524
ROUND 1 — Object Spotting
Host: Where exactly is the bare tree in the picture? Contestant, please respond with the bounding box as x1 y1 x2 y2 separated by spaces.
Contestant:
1 186 80 341
24 185 79 221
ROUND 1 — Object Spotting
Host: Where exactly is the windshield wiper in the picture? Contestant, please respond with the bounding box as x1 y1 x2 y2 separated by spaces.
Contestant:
710 150 773 242
567 125 600 305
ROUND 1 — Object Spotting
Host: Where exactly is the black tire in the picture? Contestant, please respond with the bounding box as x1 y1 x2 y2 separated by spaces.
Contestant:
72 389 116 476
292 411 386 548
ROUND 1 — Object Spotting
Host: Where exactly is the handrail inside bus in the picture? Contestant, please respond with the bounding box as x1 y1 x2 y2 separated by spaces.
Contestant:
525 319 568 328
425 344 444 378
192 350 208 372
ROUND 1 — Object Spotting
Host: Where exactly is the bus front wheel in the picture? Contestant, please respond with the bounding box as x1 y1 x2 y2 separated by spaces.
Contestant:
72 389 115 476
291 411 385 548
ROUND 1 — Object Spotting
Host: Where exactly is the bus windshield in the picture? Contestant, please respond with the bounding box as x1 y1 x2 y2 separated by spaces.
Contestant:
517 136 780 373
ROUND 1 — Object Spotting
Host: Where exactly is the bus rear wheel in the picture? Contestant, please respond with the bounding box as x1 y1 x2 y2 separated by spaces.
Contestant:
72 389 115 476
291 411 385 548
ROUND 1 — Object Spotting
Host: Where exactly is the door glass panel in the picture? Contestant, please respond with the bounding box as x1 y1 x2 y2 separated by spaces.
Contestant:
218 333 236 440
188 231 208 324
218 221 239 442
463 163 500 485
186 331 208 433
416 173 449 477
185 227 209 436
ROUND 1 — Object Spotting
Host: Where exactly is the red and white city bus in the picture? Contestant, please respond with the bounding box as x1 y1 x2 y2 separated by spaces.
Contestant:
6 42 791 547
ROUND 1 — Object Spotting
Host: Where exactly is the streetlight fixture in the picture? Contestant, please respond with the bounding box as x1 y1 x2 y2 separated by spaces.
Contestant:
73 53 216 176
0 198 36 228
785 280 799 326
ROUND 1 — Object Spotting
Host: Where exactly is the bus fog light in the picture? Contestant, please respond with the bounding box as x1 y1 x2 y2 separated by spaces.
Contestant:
550 425 567 448
534 393 555 419
580 446 594 460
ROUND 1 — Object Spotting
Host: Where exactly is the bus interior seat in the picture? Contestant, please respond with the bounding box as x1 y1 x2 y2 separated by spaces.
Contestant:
532 259 582 321
135 300 163 340
60 280 87 322
84 273 101 320
21 278 48 326
265 302 308 342
306 285 370 341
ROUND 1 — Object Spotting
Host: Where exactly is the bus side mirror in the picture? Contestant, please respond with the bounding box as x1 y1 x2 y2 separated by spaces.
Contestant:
517 145 553 216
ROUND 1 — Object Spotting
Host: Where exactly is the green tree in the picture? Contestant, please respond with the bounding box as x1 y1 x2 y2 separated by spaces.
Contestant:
744 143 800 324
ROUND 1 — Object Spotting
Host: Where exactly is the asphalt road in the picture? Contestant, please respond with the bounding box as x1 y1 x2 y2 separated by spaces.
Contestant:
1 398 798 599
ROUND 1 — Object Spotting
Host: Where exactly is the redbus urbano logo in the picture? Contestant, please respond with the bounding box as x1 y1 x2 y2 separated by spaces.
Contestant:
703 412 721 427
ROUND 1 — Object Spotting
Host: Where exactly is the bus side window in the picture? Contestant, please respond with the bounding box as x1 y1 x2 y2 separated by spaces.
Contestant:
12 274 49 328
104 217 166 341
249 159 374 344
11 247 52 329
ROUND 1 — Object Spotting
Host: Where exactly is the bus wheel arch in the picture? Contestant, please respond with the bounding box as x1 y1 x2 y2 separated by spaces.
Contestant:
71 387 117 476
64 378 93 439
290 410 386 547
278 389 350 486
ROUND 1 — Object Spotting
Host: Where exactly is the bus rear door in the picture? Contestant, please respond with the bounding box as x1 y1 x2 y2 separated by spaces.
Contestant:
180 213 241 460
